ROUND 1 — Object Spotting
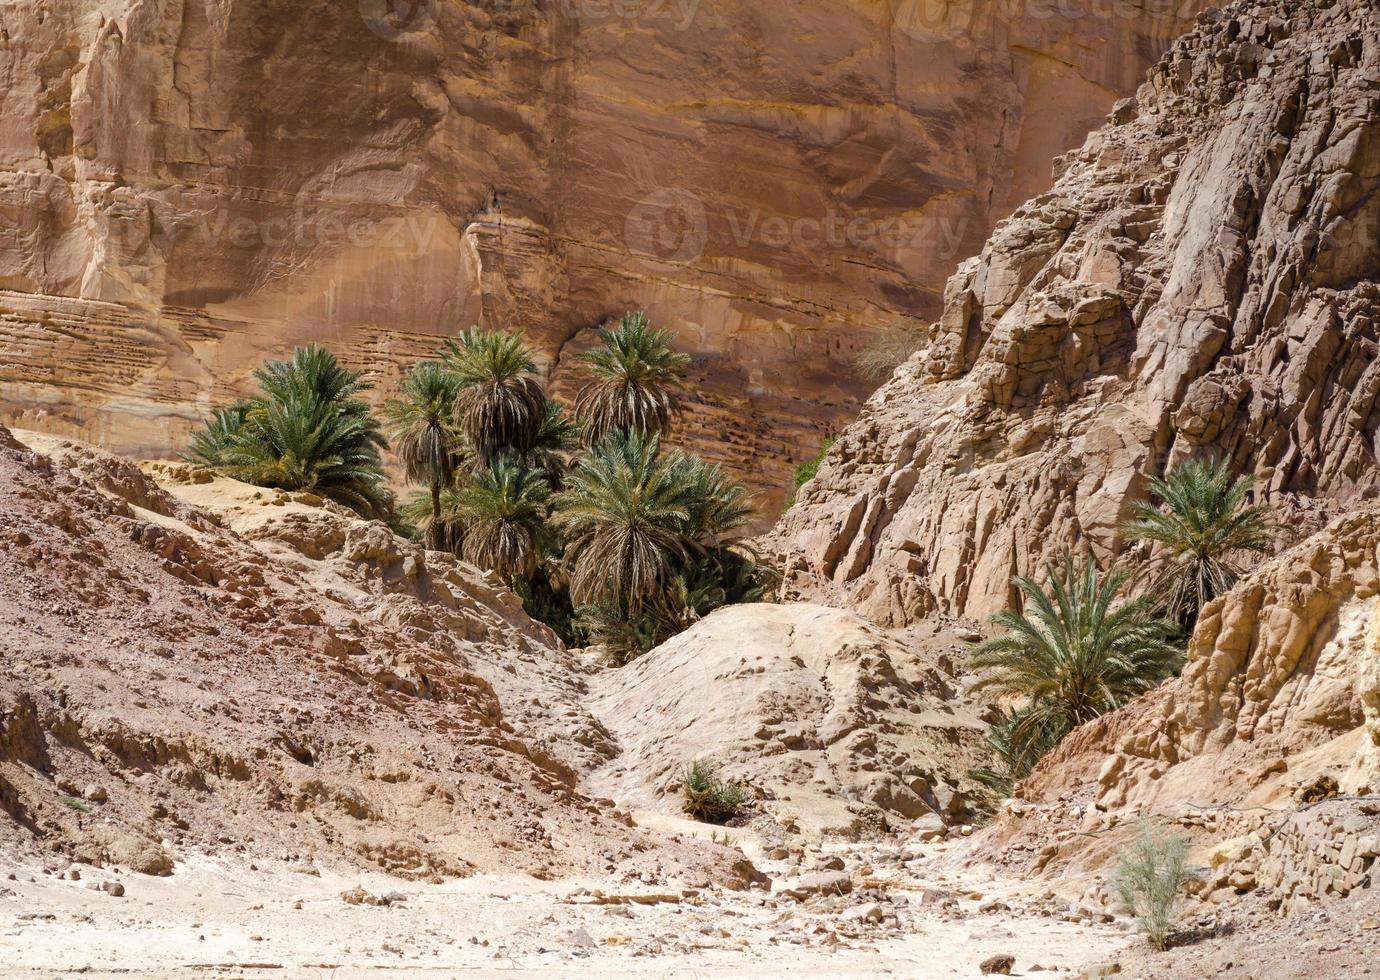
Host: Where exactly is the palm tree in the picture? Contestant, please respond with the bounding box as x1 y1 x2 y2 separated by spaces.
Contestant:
382 362 463 549
970 556 1182 752
574 311 689 446
442 328 547 466
452 456 551 586
189 346 392 518
400 486 467 553
677 454 755 543
969 707 1066 799
552 432 695 611
184 402 251 467
1122 457 1274 630
524 399 580 487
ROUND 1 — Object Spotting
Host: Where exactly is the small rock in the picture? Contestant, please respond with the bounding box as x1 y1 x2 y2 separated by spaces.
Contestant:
101 880 124 897
980 954 1015 976
82 785 109 803
913 814 947 842
841 902 884 923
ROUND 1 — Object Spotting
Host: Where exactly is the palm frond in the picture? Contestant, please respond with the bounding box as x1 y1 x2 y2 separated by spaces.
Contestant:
1122 457 1274 630
971 555 1182 731
452 455 551 586
187 346 392 519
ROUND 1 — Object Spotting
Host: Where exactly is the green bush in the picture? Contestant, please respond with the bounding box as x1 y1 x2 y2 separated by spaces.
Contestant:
1113 822 1191 949
785 438 834 512
681 760 748 824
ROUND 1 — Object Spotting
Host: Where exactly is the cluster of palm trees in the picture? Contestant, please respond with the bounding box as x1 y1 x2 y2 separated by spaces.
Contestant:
969 457 1274 797
187 312 770 660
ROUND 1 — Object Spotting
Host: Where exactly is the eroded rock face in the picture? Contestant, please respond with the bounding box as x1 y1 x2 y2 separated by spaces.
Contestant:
768 0 1380 618
0 0 1200 517
1019 505 1380 814
584 603 990 837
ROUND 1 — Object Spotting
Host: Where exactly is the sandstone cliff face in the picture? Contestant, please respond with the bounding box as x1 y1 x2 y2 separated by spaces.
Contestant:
769 0 1380 618
0 0 1199 517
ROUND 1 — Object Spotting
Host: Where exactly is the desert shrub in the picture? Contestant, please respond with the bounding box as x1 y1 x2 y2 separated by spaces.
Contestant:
681 760 748 825
784 438 834 512
855 319 927 381
1113 822 1191 949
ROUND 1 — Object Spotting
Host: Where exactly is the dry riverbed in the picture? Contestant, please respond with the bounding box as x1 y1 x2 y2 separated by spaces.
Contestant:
0 837 1135 978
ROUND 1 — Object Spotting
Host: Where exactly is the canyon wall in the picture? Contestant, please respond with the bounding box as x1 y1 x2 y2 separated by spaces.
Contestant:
769 0 1380 617
0 0 1201 516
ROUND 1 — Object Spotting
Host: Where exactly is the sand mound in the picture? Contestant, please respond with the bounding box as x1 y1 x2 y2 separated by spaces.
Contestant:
0 426 751 887
585 603 990 838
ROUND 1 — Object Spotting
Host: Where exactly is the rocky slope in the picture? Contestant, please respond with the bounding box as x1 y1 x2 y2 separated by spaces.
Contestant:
966 505 1380 927
584 603 990 838
1022 504 1380 816
0 0 1202 515
769 0 1380 619
0 424 751 886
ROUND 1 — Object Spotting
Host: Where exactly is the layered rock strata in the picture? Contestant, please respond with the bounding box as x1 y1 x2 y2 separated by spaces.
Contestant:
0 0 1201 517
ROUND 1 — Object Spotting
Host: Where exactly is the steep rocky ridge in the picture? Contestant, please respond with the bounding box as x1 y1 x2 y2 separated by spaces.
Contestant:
769 0 1380 619
0 424 752 885
0 0 1202 515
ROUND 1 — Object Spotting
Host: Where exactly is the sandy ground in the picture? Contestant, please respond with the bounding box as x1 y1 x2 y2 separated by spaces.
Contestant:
0 834 1134 979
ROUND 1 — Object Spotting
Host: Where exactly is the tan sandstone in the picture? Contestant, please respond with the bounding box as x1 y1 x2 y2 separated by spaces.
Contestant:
0 0 1202 519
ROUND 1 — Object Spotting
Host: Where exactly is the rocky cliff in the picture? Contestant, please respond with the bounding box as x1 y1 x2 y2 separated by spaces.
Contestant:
0 0 1200 516
769 0 1380 620
1023 505 1380 815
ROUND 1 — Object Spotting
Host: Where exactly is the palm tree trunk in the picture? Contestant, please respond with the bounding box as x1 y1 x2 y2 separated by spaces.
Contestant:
428 480 442 551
